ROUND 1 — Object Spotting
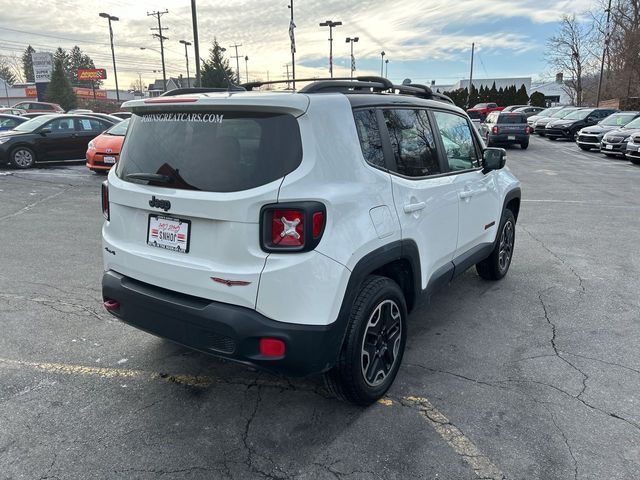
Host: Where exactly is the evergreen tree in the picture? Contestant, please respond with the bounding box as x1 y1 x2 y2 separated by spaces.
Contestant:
69 46 100 88
45 58 77 111
53 47 73 81
496 87 505 106
22 45 35 83
488 82 498 103
200 39 236 88
515 84 529 105
0 57 16 85
468 84 479 107
529 91 546 107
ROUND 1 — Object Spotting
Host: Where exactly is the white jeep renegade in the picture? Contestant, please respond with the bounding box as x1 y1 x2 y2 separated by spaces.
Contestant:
101 77 521 405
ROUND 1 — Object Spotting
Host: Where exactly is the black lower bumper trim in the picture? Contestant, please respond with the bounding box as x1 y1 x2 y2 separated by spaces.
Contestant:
102 270 346 376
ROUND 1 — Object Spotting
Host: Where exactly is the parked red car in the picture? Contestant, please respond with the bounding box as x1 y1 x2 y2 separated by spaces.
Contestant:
86 118 129 173
467 102 504 121
13 101 64 113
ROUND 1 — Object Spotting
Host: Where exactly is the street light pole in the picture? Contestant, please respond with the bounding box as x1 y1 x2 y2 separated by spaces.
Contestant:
244 56 249 84
230 43 243 84
319 20 342 78
596 0 612 107
385 59 389 78
380 51 385 77
288 0 296 89
179 40 192 87
190 0 201 87
345 37 359 79
99 12 120 102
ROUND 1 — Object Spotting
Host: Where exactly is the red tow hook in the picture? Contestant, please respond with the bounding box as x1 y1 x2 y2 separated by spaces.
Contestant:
103 299 120 312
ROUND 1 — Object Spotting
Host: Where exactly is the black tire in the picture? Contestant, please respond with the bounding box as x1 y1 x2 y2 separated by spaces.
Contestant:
476 209 516 281
604 153 617 158
520 141 529 150
10 146 36 169
324 275 407 406
548 137 556 141
578 145 591 151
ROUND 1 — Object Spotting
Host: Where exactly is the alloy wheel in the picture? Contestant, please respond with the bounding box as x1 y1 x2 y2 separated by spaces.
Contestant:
361 299 402 387
498 220 514 272
13 149 34 168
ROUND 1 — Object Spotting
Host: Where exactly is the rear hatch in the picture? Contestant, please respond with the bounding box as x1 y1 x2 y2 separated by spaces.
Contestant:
103 93 308 308
495 113 529 134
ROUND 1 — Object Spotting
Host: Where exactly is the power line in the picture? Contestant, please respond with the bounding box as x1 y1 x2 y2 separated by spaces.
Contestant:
147 9 169 92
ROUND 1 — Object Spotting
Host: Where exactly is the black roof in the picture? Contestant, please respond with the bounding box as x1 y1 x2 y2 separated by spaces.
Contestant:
345 93 464 114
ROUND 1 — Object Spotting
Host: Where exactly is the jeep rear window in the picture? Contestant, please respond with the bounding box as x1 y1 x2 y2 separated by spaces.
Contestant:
116 111 302 192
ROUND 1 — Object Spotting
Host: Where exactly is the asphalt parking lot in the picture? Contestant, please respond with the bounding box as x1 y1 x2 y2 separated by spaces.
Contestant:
1 137 639 480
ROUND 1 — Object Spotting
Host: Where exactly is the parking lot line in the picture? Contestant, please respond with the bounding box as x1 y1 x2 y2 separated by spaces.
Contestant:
0 357 213 388
403 396 506 480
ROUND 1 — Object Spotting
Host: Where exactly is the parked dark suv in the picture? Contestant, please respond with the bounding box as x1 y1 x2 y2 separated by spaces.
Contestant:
483 111 531 149
545 108 618 140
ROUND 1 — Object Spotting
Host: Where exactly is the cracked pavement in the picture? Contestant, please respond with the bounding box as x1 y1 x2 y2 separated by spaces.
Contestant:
1 144 639 479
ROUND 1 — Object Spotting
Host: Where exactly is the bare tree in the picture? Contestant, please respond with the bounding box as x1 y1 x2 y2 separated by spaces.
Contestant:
0 54 25 84
546 15 597 106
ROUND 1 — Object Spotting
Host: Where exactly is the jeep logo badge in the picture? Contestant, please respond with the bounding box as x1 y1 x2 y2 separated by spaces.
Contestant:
149 196 171 211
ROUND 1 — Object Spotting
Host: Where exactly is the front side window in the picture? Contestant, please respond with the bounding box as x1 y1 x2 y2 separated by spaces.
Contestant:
47 118 74 132
353 109 385 168
383 109 440 177
432 111 480 171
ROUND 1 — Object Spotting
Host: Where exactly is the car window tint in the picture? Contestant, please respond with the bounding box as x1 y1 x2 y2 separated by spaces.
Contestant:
353 109 385 168
0 118 17 128
432 111 480 171
498 113 527 124
383 109 441 177
48 118 74 132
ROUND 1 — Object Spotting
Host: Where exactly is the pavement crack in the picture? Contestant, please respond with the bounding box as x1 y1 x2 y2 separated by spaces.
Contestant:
521 225 585 295
544 405 578 480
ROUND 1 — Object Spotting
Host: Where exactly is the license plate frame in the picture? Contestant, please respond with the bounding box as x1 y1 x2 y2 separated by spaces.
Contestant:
605 144 614 150
147 215 191 254
103 155 116 164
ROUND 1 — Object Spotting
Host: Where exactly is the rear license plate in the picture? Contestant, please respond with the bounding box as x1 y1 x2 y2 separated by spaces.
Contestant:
508 135 516 140
147 215 191 253
606 144 614 150
103 155 116 164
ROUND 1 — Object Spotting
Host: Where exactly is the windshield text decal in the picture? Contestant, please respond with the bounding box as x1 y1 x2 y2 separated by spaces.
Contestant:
141 113 224 123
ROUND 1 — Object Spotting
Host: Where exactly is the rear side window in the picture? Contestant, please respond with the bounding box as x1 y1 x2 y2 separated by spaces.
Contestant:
497 113 527 124
383 109 440 177
117 111 302 192
353 109 385 168
432 111 480 171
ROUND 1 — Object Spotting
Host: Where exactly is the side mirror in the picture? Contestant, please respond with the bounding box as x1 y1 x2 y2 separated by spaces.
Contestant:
39 128 52 135
483 147 507 173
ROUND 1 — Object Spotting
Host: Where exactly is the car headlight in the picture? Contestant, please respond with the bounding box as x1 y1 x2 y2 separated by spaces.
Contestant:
0 137 11 144
87 141 96 150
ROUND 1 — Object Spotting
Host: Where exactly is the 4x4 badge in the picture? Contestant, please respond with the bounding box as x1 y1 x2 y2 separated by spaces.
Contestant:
149 196 171 211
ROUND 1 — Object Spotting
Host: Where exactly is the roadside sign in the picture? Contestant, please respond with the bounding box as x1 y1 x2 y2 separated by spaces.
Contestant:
31 52 53 83
73 87 107 98
78 69 107 81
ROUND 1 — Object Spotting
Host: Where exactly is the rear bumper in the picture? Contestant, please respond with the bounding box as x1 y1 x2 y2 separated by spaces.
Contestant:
488 133 528 143
101 270 346 376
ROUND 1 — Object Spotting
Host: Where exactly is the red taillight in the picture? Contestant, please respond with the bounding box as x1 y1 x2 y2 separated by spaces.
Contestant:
271 209 305 247
492 126 499 134
103 299 120 311
312 211 325 238
524 126 531 134
259 338 285 357
261 202 326 252
101 181 109 220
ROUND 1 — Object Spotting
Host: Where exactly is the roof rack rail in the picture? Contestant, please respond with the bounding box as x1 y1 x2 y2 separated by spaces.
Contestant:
241 76 393 92
160 86 246 97
392 83 455 105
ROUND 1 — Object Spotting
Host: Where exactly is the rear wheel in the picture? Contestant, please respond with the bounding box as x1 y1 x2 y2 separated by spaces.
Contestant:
324 276 407 406
520 141 529 149
10 146 36 169
476 209 516 281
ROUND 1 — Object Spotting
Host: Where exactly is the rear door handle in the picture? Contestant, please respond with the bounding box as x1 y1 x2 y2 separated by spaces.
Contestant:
403 202 426 213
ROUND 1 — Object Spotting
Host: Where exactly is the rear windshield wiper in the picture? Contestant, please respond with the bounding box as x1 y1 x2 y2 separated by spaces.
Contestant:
125 173 171 183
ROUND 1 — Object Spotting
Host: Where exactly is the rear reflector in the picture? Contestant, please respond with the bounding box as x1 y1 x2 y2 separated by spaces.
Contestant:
103 299 120 311
259 338 285 357
312 211 325 238
101 181 109 220
492 126 499 135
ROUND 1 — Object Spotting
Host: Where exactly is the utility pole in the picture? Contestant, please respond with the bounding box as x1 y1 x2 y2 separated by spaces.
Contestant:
288 0 296 89
346 37 359 79
385 59 389 78
148 9 169 92
284 64 291 89
179 40 192 87
244 56 249 84
190 0 201 87
137 72 143 96
319 20 342 78
467 42 475 108
230 43 243 84
99 13 120 102
596 0 612 107
380 51 385 76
